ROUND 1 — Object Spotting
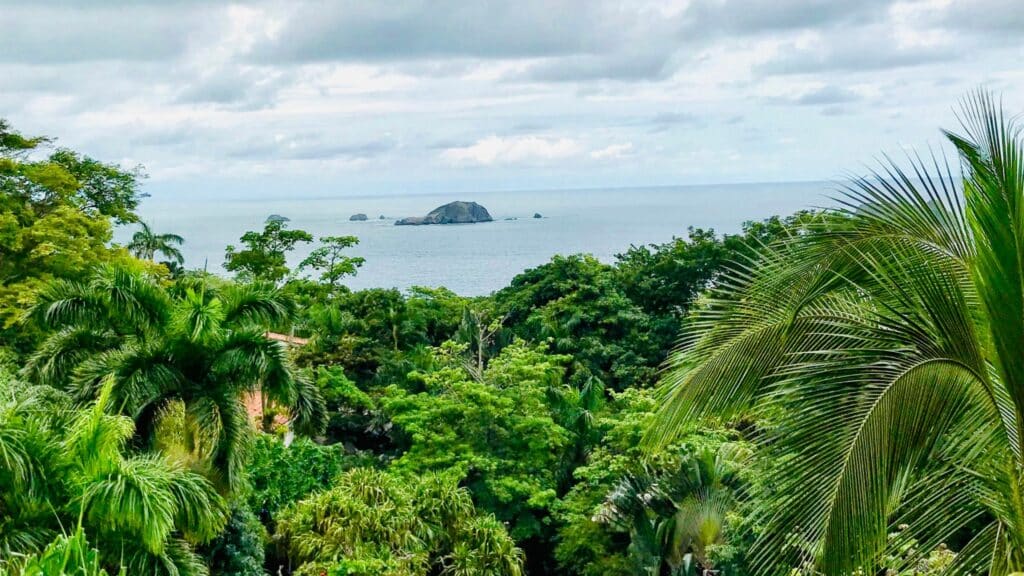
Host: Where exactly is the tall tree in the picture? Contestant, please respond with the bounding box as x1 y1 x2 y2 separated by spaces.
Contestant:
651 93 1024 574
223 220 312 283
0 119 144 354
384 340 574 572
298 235 364 291
127 221 184 264
23 264 326 492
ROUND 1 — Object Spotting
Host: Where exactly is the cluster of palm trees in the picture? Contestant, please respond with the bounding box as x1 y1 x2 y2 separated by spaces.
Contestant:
0 377 226 575
23 264 326 493
653 93 1024 573
1 262 327 573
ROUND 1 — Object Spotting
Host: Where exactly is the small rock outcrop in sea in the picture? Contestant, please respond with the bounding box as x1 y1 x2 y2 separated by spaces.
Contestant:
266 214 290 223
349 213 368 221
379 215 387 220
533 213 542 219
395 201 494 226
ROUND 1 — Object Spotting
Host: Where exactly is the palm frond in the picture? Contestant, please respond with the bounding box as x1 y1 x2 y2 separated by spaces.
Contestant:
88 265 171 331
22 326 118 389
25 278 106 330
650 91 1024 574
286 369 327 437
220 282 295 328
206 394 252 494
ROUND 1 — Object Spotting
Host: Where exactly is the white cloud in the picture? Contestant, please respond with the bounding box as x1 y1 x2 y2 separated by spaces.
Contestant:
440 135 582 165
590 142 634 159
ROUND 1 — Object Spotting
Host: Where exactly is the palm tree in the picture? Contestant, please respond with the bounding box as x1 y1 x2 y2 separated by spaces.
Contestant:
0 376 226 575
650 92 1024 574
127 221 184 264
595 445 746 575
23 264 326 492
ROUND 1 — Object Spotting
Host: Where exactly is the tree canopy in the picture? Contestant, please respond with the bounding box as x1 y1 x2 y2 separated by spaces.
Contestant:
6 101 1009 576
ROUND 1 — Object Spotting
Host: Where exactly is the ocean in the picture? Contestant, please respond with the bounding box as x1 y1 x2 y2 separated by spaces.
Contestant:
129 181 835 296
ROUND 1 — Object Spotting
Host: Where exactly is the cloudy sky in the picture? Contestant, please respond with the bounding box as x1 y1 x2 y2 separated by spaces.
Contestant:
1 0 1022 199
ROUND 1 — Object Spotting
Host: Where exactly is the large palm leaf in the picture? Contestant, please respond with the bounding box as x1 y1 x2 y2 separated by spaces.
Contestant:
650 92 1024 574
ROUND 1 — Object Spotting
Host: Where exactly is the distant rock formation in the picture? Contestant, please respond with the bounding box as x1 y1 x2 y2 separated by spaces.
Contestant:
533 213 542 219
349 213 368 221
379 215 387 220
395 201 494 226
266 214 290 223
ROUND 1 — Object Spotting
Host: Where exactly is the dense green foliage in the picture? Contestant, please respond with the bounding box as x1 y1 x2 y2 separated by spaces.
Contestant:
0 373 227 575
385 340 574 543
7 101 1001 576
245 433 370 522
199 505 267 576
553 388 752 576
224 220 314 283
0 120 146 355
277 468 524 576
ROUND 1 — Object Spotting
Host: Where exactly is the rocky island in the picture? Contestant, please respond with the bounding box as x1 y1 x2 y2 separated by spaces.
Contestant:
349 213 368 221
395 201 493 226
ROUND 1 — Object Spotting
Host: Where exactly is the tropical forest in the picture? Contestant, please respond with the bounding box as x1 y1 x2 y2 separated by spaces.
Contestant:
3 91 1024 576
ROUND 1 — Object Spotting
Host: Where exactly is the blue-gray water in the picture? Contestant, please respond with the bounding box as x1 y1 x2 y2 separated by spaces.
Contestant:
130 182 834 296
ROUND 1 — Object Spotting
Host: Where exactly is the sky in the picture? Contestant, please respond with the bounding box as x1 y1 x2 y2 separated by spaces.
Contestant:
1 0 1022 199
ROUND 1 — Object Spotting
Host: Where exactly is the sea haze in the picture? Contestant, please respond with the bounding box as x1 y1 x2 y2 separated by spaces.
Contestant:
128 182 834 296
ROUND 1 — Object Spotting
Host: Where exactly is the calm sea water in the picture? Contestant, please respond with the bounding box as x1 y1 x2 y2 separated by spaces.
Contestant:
129 182 835 296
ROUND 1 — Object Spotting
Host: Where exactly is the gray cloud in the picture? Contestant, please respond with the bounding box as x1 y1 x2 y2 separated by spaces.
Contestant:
2 0 1022 193
0 4 211 63
174 67 292 110
679 0 890 35
254 1 688 83
821 105 852 116
129 125 199 148
930 0 1024 33
757 38 956 76
647 111 705 133
516 49 677 83
792 85 861 106
252 1 610 62
0 65 69 93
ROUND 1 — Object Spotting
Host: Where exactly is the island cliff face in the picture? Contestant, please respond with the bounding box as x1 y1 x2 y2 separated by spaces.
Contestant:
395 201 493 226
